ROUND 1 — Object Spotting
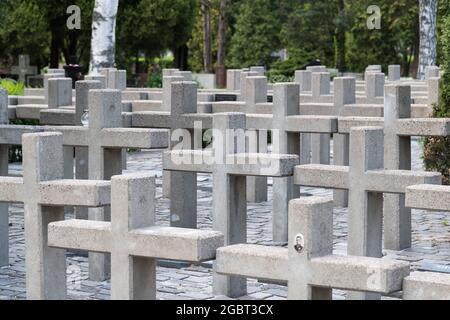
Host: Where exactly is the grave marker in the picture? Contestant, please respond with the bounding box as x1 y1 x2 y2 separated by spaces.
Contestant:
11 54 38 84
338 83 450 250
48 173 223 300
295 126 441 299
216 197 410 299
0 132 111 299
164 112 299 297
403 184 450 300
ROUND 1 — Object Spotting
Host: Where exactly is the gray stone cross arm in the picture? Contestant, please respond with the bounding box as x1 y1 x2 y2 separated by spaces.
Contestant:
132 109 337 135
402 184 450 300
47 173 223 300
0 125 47 145
275 115 337 134
44 125 169 149
0 124 168 150
163 150 298 177
294 164 440 195
216 197 410 299
132 111 213 130
406 184 450 212
48 221 222 266
338 117 450 137
0 177 110 207
403 272 450 300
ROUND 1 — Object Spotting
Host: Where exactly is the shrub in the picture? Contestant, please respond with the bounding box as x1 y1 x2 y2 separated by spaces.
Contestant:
147 72 162 88
146 56 174 88
1 80 26 162
0 78 24 96
423 15 450 184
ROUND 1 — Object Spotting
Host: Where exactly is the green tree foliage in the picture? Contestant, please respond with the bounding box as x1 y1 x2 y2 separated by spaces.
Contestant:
424 11 450 184
0 0 48 68
188 3 220 73
282 1 346 70
228 0 291 68
0 0 197 73
0 0 94 70
274 0 419 76
116 0 198 70
345 0 419 74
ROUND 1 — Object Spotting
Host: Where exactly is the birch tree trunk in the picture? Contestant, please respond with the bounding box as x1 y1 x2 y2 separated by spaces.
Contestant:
89 0 119 74
418 0 438 80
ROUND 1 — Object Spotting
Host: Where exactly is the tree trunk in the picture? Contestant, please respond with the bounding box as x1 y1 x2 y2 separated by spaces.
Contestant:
410 20 421 78
89 0 119 74
336 0 346 72
67 31 79 62
202 1 213 73
417 0 438 79
216 0 230 87
50 21 64 68
173 44 189 71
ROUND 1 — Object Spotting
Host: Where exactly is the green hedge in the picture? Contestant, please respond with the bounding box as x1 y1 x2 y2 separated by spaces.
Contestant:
423 15 450 184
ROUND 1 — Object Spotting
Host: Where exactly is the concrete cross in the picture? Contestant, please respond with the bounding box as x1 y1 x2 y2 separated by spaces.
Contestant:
365 72 385 104
133 81 211 229
44 70 66 105
164 111 299 298
134 81 336 242
0 88 168 270
338 84 450 250
213 74 270 203
238 71 260 103
11 54 37 84
305 72 334 166
100 68 127 90
216 196 410 299
250 66 265 76
0 89 9 266
19 77 75 182
295 126 441 299
47 173 223 300
40 80 103 126
85 74 107 88
0 132 111 299
0 89 49 267
301 76 438 207
227 69 242 91
50 89 168 281
40 80 104 221
15 76 73 120
271 83 337 242
130 75 185 113
388 65 401 82
3 88 169 279
402 184 450 300
295 70 312 93
306 72 384 166
212 72 264 114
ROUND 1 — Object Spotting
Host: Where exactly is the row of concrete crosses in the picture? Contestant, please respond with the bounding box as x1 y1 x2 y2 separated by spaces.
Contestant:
0 68 449 299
